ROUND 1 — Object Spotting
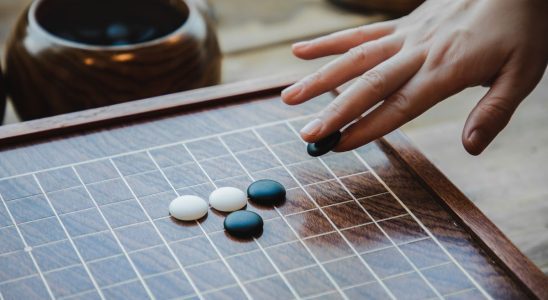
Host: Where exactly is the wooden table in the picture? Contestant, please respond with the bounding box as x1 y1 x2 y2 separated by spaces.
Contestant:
0 77 545 300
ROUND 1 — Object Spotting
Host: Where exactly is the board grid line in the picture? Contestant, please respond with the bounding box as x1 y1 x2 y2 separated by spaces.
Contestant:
284 123 446 299
0 211 416 271
109 157 206 300
217 136 342 300
0 165 372 207
250 128 399 300
0 114 498 299
302 290 339 300
0 187 389 238
71 165 158 299
0 226 437 289
0 193 56 300
434 287 477 299
218 134 354 299
0 115 315 183
157 237 458 299
177 143 255 299
58 288 98 300
252 228 302 299
144 149 225 300
350 148 493 300
36 170 137 300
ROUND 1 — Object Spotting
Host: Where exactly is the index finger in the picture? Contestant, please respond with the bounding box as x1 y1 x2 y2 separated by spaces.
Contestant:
293 21 396 60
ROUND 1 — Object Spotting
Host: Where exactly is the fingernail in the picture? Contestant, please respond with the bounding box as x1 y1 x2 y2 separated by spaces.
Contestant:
468 129 487 154
281 83 303 101
292 41 308 49
300 119 323 137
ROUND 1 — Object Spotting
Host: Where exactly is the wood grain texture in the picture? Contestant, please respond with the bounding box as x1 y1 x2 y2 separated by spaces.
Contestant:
5 0 221 120
401 77 548 275
357 141 541 299
0 75 301 146
0 64 5 124
335 82 547 299
381 131 548 299
0 77 544 299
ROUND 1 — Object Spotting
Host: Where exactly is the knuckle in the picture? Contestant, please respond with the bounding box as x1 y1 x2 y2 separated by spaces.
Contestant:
322 99 346 120
386 92 413 122
355 25 371 40
477 100 513 124
413 29 435 46
358 70 385 98
376 40 389 59
426 29 472 69
426 45 450 69
347 38 391 62
348 44 369 62
310 70 323 83
452 27 473 40
303 71 324 90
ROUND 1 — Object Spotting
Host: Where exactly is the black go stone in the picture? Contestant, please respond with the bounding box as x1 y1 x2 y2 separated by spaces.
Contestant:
307 131 342 157
247 179 286 205
224 210 264 238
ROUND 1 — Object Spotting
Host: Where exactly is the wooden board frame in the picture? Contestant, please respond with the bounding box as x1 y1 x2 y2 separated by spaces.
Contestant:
0 76 545 299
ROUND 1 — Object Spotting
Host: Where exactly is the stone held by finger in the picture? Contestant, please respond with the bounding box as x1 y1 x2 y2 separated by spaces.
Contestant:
307 130 342 157
300 118 323 138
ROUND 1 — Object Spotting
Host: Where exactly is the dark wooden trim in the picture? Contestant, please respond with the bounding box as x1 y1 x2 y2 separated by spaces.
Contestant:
381 131 547 300
0 74 302 146
1 76 545 298
333 82 546 298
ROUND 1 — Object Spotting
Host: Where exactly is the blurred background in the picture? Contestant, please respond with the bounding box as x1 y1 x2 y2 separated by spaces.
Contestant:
1 0 546 274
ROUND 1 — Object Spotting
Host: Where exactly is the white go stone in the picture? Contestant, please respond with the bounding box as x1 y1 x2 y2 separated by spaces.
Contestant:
209 187 247 212
169 195 208 221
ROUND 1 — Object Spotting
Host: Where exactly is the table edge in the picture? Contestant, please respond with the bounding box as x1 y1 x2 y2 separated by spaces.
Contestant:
381 131 547 300
0 75 545 298
0 74 302 146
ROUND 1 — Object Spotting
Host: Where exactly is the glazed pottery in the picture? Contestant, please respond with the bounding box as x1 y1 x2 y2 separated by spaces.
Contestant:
5 0 221 120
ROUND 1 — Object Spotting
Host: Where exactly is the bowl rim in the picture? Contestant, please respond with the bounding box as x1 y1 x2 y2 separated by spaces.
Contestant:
28 0 199 51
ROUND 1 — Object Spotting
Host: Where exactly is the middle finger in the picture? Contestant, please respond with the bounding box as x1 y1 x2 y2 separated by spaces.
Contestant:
299 49 425 142
282 35 403 105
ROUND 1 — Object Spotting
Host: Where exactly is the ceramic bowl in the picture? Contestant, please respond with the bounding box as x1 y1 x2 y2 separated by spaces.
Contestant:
5 0 221 120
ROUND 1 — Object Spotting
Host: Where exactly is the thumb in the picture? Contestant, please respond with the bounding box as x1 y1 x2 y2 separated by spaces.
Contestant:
462 67 536 155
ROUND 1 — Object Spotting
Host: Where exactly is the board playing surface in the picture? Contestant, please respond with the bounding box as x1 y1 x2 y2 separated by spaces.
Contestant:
0 80 544 300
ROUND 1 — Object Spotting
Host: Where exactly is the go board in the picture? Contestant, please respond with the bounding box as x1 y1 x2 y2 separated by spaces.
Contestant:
0 77 545 300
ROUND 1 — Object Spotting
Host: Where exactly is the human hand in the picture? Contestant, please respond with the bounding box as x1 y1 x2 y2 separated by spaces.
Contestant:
282 0 548 155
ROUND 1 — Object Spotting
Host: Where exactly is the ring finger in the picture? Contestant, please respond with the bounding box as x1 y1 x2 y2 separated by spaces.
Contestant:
283 35 404 105
299 49 426 142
